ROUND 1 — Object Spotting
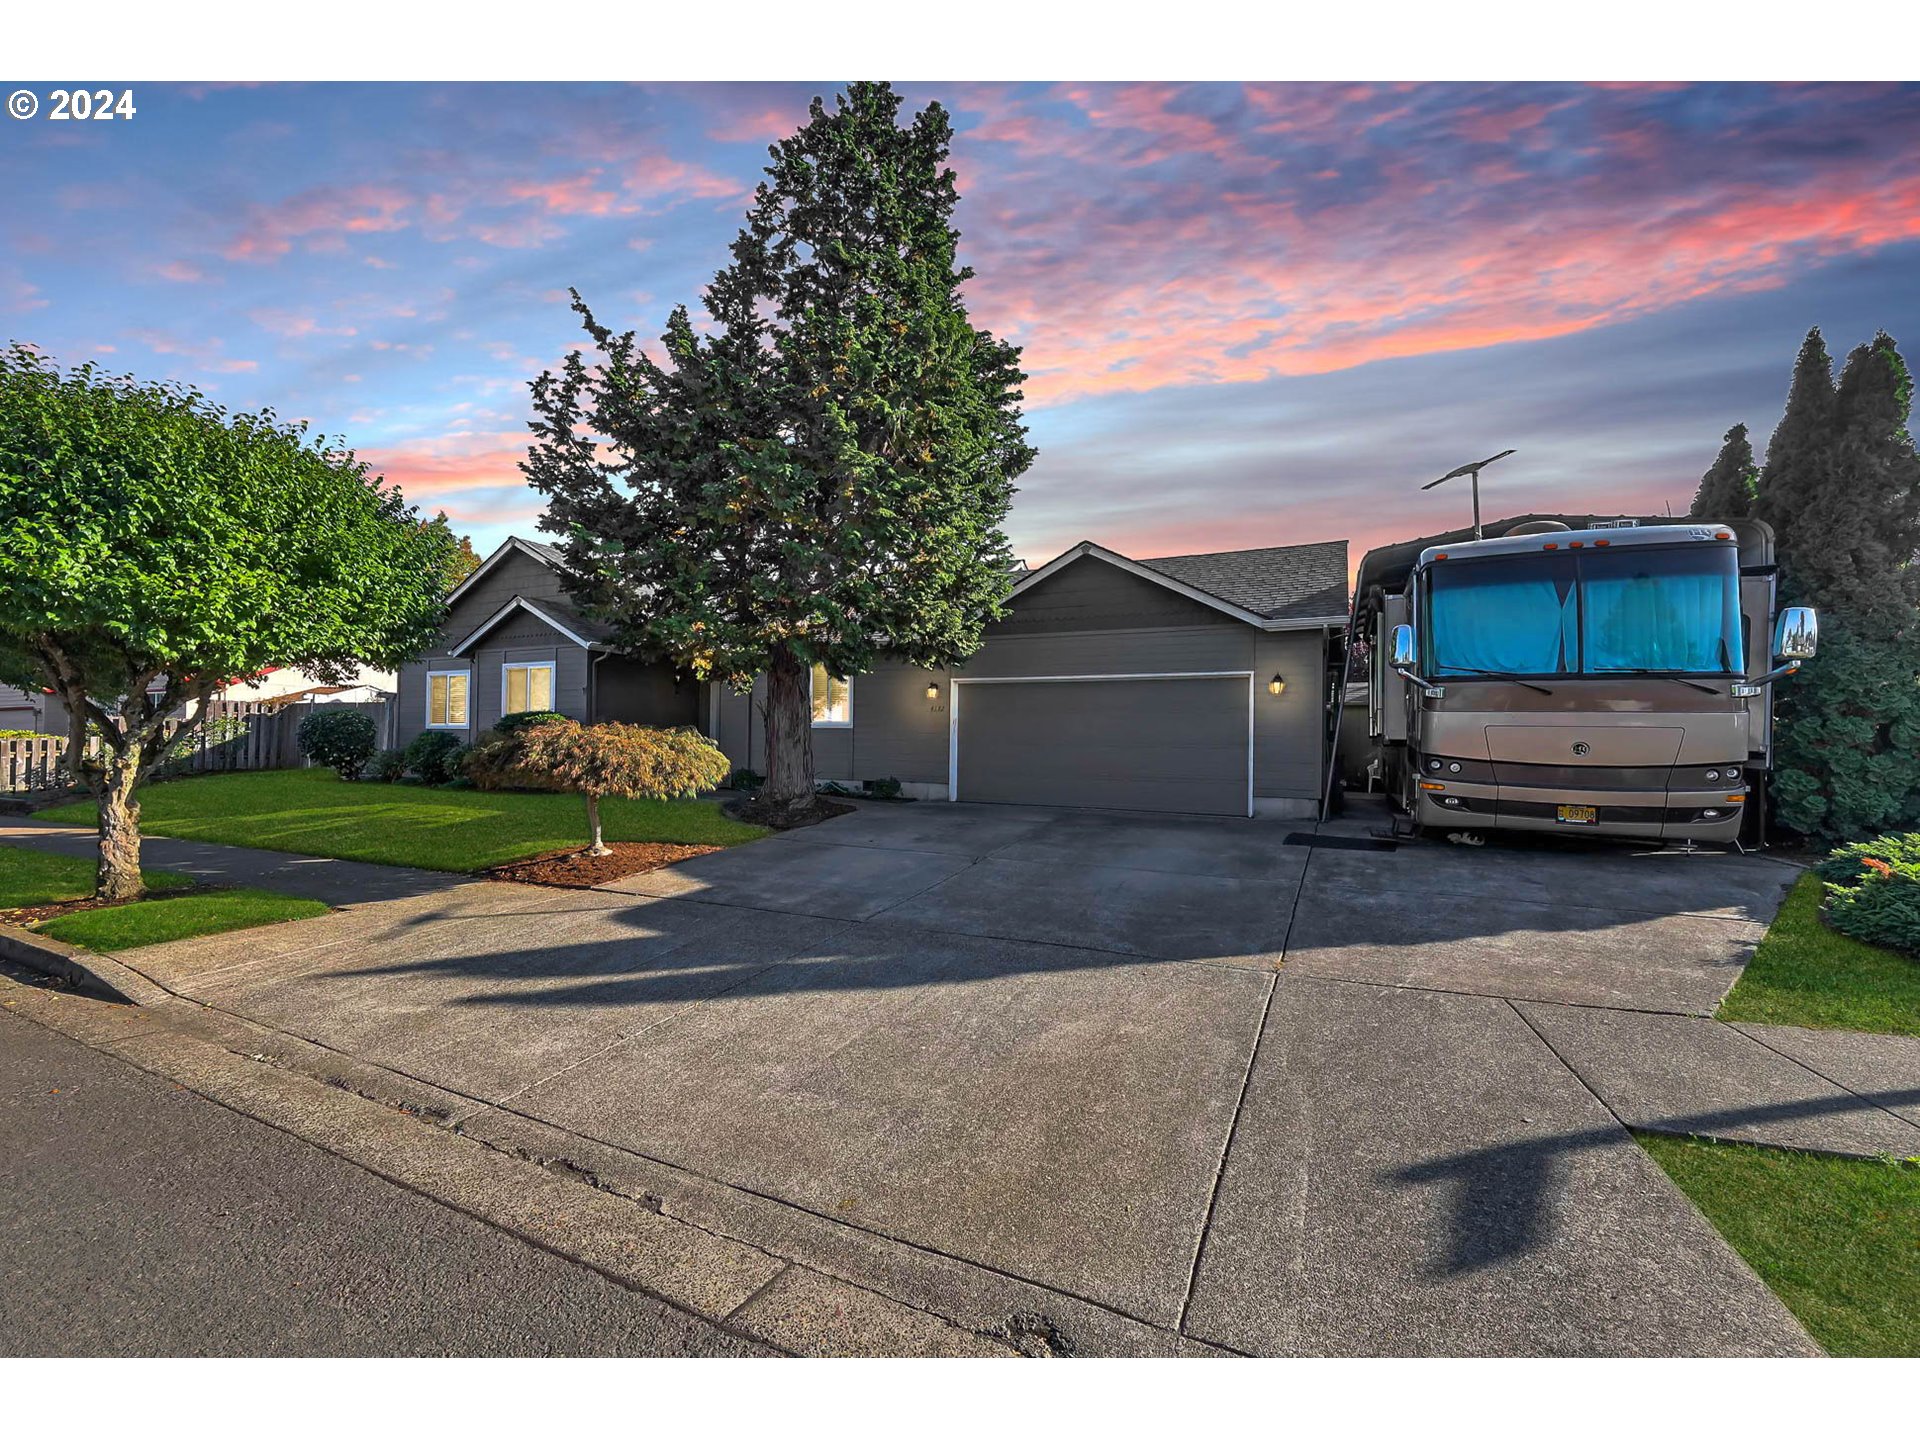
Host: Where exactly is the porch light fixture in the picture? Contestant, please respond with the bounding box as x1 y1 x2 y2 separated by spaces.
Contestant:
1267 673 1286 696
926 679 940 700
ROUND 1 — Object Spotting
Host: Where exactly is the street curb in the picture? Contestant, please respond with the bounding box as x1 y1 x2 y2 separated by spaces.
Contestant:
0 921 172 1006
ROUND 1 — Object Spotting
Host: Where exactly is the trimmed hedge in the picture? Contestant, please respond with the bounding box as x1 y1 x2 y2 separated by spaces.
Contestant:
296 708 378 781
404 729 467 786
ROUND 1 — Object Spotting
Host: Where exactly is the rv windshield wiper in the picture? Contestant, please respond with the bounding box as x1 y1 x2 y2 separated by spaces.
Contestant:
1602 670 1722 695
1443 669 1554 695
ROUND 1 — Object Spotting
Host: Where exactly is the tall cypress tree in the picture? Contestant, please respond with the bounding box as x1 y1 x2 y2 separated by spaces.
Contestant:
1751 327 1837 590
1755 329 1920 842
1689 423 1756 520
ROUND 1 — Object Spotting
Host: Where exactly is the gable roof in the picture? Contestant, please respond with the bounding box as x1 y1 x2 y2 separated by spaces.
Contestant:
1140 540 1350 624
444 535 569 609
1012 539 1349 631
447 595 614 655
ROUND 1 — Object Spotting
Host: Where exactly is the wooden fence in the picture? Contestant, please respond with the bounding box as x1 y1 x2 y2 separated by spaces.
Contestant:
1 698 394 795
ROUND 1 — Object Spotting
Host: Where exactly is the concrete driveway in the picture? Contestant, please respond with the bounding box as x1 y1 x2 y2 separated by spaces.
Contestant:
110 798 1819 1355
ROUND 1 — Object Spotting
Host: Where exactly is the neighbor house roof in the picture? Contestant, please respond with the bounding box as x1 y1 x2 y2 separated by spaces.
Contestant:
1013 538 1349 631
1140 540 1350 624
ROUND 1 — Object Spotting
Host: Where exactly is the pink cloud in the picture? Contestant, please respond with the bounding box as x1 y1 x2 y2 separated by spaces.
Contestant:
223 184 414 261
124 328 257 373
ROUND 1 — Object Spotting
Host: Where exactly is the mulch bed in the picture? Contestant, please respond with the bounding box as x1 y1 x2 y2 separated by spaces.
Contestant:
480 842 723 889
724 795 857 830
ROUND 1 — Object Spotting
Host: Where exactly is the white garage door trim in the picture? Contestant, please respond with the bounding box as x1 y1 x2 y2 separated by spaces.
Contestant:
948 671 1255 817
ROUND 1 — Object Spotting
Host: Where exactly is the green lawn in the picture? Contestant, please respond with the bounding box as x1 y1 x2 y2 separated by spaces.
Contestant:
1639 1133 1920 1356
40 767 766 873
1718 872 1920 1037
34 887 330 952
0 845 191 909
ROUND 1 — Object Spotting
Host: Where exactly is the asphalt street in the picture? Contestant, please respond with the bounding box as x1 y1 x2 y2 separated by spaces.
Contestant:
0 1008 765 1357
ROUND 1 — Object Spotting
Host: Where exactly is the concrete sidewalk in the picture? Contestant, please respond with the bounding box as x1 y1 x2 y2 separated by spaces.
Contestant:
1 817 471 907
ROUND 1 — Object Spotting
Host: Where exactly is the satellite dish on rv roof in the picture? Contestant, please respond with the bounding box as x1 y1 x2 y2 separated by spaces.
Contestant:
1505 519 1572 537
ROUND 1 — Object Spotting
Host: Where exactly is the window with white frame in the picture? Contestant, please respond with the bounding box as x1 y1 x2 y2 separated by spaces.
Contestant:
809 663 851 726
503 662 555 717
427 670 470 728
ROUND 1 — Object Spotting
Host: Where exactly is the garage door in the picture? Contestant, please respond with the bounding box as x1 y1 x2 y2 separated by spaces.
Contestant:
953 675 1251 816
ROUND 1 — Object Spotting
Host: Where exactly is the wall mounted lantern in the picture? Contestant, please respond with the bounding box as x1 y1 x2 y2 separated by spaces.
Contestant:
926 679 941 700
1267 673 1287 696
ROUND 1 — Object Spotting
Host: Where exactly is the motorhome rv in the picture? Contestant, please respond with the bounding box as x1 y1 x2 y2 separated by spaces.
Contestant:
1348 514 1817 846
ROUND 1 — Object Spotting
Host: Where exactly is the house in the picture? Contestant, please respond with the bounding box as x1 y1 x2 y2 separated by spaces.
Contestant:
406 534 1348 819
710 538 1349 817
395 537 705 743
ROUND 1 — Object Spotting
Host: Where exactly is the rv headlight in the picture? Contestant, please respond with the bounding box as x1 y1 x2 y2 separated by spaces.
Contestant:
1705 769 1720 781
1428 759 1442 772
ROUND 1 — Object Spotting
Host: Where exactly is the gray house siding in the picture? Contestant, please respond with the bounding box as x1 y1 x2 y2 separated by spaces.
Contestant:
596 655 702 729
704 556 1334 812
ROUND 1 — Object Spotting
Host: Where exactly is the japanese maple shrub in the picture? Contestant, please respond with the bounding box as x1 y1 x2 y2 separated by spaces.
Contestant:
465 718 729 855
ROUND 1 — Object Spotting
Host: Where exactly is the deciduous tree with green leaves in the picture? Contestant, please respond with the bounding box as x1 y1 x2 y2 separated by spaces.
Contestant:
524 81 1034 816
0 345 458 898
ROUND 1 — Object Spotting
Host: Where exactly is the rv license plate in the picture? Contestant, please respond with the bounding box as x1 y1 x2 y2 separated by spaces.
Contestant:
1556 804 1598 825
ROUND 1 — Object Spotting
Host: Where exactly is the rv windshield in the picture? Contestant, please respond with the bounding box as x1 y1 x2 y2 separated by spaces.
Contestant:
1425 544 1742 678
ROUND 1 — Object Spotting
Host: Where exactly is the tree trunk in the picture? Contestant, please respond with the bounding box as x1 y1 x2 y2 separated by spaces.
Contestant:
762 645 816 811
96 751 145 902
585 793 610 856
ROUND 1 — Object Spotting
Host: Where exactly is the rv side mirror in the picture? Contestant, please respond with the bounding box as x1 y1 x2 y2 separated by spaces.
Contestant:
1390 623 1418 670
1775 607 1818 661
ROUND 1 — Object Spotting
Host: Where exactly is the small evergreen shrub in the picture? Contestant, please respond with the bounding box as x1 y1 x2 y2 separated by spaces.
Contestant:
494 709 569 736
366 747 408 783
1814 832 1920 885
862 776 903 799
726 767 765 792
1818 833 1920 958
297 708 379 780
404 729 466 785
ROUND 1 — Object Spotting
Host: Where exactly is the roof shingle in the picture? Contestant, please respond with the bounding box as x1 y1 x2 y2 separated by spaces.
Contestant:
1140 539 1350 622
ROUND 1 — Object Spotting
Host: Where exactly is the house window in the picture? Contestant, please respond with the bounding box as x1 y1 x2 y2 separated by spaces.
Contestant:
503 662 555 716
427 670 470 728
810 663 851 727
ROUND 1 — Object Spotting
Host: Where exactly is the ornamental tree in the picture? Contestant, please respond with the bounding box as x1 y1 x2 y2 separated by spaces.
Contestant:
525 81 1034 815
0 346 458 898
465 718 729 854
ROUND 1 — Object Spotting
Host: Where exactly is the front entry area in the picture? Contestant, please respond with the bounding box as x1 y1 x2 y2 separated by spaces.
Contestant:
951 673 1253 816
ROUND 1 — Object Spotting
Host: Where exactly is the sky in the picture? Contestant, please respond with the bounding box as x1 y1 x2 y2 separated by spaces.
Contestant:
4 80 1919 569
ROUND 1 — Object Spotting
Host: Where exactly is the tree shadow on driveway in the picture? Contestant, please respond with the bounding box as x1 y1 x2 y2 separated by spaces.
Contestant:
1392 1089 1920 1277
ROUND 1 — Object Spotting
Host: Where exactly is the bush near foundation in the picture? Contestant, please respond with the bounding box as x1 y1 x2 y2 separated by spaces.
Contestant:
403 729 466 786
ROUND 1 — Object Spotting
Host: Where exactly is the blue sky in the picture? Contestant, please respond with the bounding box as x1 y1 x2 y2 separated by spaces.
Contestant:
3 80 1917 565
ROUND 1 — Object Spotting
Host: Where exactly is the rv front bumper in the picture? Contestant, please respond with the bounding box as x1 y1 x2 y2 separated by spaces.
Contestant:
1412 780 1746 842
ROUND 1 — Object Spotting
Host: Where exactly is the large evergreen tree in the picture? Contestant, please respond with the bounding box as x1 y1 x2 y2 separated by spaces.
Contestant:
1753 329 1920 842
1688 423 1756 519
525 82 1034 814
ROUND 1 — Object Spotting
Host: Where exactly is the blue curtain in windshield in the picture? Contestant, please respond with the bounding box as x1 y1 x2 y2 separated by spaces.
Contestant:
1582 548 1739 673
1428 556 1575 674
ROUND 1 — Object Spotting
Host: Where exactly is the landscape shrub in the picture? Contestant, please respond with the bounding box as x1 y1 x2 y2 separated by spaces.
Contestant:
1819 834 1920 958
403 729 466 785
861 776 903 800
365 747 408 783
494 709 569 736
726 767 764 792
296 708 379 781
468 718 729 853
1814 832 1920 885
